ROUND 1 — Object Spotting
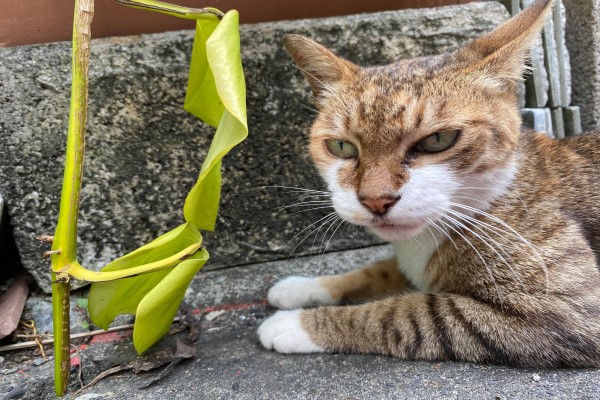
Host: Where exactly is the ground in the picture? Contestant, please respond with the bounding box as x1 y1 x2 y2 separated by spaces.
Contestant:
1 245 600 399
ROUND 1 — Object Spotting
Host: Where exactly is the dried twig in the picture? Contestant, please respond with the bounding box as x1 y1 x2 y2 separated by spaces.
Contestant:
0 323 131 352
36 235 54 243
72 365 127 396
0 318 180 353
19 320 46 358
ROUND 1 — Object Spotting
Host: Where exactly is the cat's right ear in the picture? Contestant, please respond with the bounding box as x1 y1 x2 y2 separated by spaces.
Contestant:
283 34 358 97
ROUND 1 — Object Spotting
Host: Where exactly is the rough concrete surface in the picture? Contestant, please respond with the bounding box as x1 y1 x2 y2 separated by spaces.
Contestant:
2 245 600 400
563 0 600 130
0 3 509 292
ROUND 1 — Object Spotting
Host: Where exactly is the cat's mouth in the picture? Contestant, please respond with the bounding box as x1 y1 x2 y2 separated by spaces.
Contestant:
368 220 426 240
373 221 422 230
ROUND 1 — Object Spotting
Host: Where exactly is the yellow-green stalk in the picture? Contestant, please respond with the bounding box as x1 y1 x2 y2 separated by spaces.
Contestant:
50 0 94 395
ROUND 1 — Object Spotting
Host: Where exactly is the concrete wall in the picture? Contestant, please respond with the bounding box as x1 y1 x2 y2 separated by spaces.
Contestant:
563 0 600 131
0 3 509 292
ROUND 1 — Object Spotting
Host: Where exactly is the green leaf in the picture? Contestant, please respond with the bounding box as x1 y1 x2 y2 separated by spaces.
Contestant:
133 249 209 354
85 7 248 357
183 10 248 231
88 222 203 329
184 16 222 127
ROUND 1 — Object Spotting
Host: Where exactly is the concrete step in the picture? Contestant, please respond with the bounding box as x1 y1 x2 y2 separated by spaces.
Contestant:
2 245 599 399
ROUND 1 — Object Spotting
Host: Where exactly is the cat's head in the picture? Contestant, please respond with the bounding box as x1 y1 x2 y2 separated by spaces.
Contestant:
284 0 553 241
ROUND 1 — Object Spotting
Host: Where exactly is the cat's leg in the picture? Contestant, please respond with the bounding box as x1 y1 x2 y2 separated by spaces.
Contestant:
267 258 412 310
258 292 600 367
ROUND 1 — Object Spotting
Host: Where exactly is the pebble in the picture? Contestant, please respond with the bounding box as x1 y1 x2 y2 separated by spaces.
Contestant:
532 373 541 382
205 310 226 321
33 358 47 366
2 368 18 375
74 393 107 400
3 384 26 400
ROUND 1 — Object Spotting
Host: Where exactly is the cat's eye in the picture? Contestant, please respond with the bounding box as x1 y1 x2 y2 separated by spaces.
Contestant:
325 139 358 159
415 130 460 153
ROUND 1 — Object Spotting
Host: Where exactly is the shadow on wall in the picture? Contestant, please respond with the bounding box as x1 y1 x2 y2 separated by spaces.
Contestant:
0 197 23 282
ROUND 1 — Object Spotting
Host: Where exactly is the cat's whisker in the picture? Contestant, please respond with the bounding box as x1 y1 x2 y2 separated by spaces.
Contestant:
283 211 338 253
447 206 532 254
449 202 548 290
311 214 342 267
438 186 499 192
288 212 340 259
319 214 343 254
273 200 332 218
293 65 327 89
437 207 527 290
292 97 320 115
294 65 351 111
295 193 332 199
286 205 334 217
322 217 346 259
409 234 426 250
449 195 493 206
259 185 331 195
426 218 458 251
446 210 540 286
276 200 332 211
424 220 441 255
292 96 339 120
310 213 335 259
431 211 504 300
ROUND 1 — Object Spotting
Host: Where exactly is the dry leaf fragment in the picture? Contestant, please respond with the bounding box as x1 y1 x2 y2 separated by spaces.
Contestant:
0 272 29 340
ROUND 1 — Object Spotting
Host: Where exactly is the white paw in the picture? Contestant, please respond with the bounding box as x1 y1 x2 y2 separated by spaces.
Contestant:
267 276 337 310
258 310 325 353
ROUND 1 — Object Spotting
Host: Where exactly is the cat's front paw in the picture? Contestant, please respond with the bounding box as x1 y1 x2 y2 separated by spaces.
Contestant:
258 310 325 353
267 276 338 309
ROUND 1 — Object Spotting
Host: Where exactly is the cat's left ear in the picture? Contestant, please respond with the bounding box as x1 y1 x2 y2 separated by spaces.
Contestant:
457 0 554 89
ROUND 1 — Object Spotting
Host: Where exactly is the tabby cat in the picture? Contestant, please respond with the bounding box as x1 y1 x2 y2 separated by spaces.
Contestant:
258 0 600 367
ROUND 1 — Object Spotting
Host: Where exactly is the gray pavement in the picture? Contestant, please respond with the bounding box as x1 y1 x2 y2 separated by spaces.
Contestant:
2 245 600 399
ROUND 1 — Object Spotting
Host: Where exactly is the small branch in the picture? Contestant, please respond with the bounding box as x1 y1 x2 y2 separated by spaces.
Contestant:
43 250 61 259
36 235 55 244
113 0 224 19
0 323 135 353
0 318 181 353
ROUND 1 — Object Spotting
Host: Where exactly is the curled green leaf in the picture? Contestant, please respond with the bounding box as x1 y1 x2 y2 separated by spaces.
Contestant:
183 10 248 231
88 222 203 329
133 249 208 354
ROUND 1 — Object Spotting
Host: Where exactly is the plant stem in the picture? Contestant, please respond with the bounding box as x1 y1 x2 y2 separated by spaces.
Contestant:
50 0 94 395
52 273 71 396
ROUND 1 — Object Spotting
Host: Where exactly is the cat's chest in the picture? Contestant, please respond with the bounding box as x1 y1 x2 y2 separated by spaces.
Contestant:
392 230 445 292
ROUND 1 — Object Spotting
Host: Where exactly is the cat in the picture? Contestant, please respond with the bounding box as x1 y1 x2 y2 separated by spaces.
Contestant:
257 0 600 367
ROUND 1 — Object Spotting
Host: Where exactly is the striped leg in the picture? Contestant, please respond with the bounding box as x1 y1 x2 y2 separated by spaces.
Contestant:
267 258 411 310
259 292 600 367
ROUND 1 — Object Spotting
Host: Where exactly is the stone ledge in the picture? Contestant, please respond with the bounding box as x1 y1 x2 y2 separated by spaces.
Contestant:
2 245 600 399
0 2 509 292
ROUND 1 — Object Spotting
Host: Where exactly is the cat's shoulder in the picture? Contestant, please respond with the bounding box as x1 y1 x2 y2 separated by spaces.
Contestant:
559 128 600 162
519 128 600 164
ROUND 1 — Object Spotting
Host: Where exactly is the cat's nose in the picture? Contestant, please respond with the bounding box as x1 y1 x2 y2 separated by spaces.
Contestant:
359 196 400 216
